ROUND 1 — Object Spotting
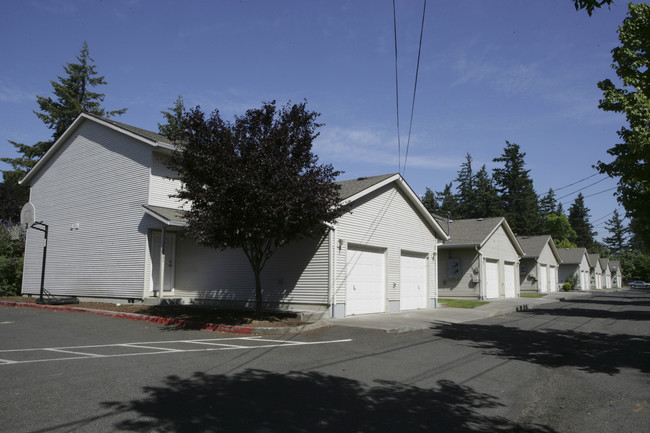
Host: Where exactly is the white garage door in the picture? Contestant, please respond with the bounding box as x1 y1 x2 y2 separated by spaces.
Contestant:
549 267 557 292
581 271 590 290
400 253 428 310
504 262 516 298
539 265 548 293
346 247 386 315
485 260 499 298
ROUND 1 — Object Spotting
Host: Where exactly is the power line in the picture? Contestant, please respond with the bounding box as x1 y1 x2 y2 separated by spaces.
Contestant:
556 176 610 200
553 173 601 192
392 0 401 174
402 0 427 176
560 186 618 206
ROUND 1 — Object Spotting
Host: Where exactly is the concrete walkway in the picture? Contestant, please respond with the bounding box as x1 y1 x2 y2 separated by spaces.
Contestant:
321 291 596 334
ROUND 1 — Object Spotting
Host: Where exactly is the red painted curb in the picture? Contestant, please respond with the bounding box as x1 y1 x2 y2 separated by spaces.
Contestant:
0 301 255 334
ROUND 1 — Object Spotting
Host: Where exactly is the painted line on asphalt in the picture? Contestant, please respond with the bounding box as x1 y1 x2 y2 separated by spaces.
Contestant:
0 337 353 365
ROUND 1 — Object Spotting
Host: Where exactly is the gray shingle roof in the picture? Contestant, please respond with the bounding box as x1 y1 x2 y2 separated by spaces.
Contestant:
85 113 174 146
143 205 188 226
335 174 398 200
440 217 505 246
588 253 601 268
599 257 609 270
610 260 620 272
557 247 587 264
516 235 552 258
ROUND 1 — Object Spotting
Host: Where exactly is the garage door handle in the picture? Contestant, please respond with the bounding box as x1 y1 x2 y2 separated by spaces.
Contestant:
353 285 356 291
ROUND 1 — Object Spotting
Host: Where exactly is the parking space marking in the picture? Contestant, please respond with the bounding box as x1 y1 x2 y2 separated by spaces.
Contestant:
0 337 352 365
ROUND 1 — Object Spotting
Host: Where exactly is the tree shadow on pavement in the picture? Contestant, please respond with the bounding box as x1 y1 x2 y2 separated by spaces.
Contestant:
527 307 650 321
103 369 556 433
564 298 650 307
431 322 649 376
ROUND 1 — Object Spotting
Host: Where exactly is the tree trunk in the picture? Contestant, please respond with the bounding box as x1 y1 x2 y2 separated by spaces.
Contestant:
253 267 263 313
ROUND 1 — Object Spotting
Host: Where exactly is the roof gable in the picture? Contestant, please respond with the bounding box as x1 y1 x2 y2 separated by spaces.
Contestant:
20 113 173 185
517 235 562 263
440 217 524 255
336 173 448 240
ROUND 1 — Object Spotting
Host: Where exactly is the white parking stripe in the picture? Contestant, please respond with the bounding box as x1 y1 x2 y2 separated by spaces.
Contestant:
0 337 352 365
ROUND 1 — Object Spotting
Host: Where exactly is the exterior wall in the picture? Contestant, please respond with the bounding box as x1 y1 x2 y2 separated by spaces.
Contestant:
519 258 539 293
559 264 579 286
22 121 160 299
480 226 521 298
149 151 183 209
602 266 611 288
334 184 439 314
171 232 330 308
438 248 480 298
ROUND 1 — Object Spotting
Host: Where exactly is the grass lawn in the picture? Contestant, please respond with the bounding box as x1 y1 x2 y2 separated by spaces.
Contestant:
438 298 489 308
519 293 547 298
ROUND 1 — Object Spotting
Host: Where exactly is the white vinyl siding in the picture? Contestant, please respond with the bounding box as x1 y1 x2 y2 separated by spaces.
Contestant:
22 121 159 299
333 184 439 312
172 233 330 306
149 151 184 209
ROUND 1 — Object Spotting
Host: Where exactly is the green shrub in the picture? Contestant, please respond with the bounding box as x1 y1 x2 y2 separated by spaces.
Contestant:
561 282 572 292
0 221 25 296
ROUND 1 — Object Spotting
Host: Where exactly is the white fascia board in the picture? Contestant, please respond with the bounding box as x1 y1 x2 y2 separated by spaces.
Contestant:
20 113 170 185
143 207 188 227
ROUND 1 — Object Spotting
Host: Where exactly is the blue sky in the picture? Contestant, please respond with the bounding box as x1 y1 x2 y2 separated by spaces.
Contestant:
0 1 633 238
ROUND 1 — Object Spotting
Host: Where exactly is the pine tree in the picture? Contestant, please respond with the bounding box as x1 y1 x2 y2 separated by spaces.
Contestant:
568 193 596 249
1 41 126 183
540 188 558 216
492 141 541 235
454 153 476 218
421 188 437 214
602 209 629 255
473 165 501 218
158 95 186 138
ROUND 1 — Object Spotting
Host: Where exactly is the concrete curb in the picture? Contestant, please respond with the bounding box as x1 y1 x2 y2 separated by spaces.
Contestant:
0 301 323 335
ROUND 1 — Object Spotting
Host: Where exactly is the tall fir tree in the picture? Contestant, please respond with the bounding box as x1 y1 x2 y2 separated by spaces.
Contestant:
1 41 126 184
492 141 542 235
602 209 629 255
454 153 476 218
568 193 596 249
539 188 558 216
473 164 502 218
158 95 186 138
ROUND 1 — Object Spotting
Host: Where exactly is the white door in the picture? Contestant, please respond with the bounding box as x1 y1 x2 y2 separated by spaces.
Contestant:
400 253 428 310
151 231 175 293
346 247 386 315
539 265 548 293
485 260 499 298
581 271 589 291
504 262 516 298
549 266 557 292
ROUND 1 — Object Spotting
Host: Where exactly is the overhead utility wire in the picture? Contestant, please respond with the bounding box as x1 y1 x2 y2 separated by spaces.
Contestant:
393 0 401 174
553 172 601 192
556 176 610 200
560 186 618 206
402 0 427 175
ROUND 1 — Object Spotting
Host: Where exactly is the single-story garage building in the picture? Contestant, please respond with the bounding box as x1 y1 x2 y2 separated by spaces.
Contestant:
517 235 562 294
558 248 591 290
437 217 524 299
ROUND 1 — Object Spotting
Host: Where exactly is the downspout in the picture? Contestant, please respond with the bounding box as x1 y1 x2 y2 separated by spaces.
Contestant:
323 221 337 317
158 226 166 299
475 245 484 300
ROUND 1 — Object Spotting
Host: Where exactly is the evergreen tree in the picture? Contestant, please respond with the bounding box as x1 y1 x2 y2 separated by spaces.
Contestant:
454 154 476 218
473 165 501 218
602 209 629 255
492 141 541 235
158 95 186 138
568 193 596 249
1 41 126 183
540 188 558 216
421 188 437 214
437 182 459 219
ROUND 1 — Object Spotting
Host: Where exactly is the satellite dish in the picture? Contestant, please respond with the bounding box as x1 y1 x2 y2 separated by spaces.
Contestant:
20 202 35 229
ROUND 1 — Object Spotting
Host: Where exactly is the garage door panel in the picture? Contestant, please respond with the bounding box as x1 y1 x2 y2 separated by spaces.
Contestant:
400 253 427 310
346 247 385 315
485 260 499 299
504 262 516 298
539 265 547 293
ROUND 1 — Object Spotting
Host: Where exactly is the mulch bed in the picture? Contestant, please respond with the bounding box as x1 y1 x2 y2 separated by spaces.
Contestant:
0 296 307 328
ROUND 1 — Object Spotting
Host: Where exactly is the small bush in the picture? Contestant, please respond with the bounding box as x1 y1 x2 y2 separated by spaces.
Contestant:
561 282 572 292
0 221 25 296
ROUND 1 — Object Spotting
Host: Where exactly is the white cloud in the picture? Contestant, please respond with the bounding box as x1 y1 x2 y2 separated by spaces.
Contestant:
0 81 35 104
